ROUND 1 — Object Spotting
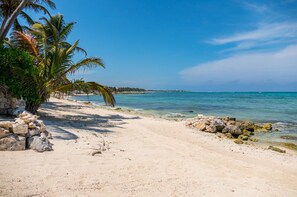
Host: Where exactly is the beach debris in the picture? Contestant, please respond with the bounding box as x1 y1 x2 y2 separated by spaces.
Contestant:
268 146 286 153
234 139 244 144
0 111 53 152
92 150 102 156
186 115 276 144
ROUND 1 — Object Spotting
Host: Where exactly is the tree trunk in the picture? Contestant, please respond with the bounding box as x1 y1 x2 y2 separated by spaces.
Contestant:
25 102 40 114
0 0 30 42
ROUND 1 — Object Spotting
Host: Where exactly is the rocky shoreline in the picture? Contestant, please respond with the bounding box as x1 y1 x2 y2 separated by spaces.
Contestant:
185 115 291 153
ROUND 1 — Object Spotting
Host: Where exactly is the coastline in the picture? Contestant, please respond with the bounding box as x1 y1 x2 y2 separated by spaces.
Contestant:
1 97 297 196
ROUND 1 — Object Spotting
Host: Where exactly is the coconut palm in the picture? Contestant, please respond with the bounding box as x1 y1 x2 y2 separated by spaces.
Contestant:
11 14 115 113
0 0 56 42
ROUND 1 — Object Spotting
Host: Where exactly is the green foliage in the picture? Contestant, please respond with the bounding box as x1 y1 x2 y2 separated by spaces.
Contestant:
8 14 115 113
0 47 40 102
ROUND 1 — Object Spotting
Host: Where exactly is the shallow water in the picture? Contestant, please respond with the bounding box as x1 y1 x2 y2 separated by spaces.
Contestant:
72 92 297 144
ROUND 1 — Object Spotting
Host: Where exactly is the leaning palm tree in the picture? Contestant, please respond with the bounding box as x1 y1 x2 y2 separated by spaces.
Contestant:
0 0 56 42
11 14 115 113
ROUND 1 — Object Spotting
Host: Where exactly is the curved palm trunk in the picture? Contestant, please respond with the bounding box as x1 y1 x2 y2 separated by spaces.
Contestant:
25 101 40 114
0 0 30 42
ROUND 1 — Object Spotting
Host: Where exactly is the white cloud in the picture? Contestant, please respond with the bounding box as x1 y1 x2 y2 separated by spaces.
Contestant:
180 45 297 89
209 22 297 46
243 2 269 13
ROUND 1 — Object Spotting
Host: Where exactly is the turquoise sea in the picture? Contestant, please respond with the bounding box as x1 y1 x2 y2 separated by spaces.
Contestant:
72 92 297 144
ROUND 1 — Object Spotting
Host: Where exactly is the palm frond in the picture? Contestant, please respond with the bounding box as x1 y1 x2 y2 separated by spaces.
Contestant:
59 21 75 40
31 0 56 9
64 57 104 75
19 11 35 25
56 80 115 107
12 31 39 57
87 82 115 107
25 3 50 15
13 18 23 32
65 39 79 56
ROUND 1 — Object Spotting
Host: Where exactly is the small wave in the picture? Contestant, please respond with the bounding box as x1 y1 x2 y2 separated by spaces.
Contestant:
163 113 186 118
133 108 143 111
274 122 297 127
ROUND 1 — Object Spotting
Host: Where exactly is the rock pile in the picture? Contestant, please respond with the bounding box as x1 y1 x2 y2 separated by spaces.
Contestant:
186 115 275 144
0 111 53 152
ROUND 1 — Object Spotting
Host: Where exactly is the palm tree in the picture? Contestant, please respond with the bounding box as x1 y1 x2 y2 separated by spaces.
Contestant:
0 0 56 42
10 14 115 113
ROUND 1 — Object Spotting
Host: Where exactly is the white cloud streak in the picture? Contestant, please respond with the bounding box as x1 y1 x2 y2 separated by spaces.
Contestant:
180 45 297 89
242 2 269 13
210 22 297 45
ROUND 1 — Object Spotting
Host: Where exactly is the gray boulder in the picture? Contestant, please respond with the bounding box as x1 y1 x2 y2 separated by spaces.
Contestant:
240 122 255 132
29 128 41 136
210 119 225 132
29 136 52 152
222 125 242 136
0 134 26 151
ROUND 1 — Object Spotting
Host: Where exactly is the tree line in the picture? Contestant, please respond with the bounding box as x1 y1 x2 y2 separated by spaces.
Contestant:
108 87 146 93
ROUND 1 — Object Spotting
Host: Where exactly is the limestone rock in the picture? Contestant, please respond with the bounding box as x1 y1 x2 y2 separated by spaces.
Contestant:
280 135 297 140
222 125 242 135
0 121 13 130
29 136 52 152
28 122 36 129
210 119 225 132
0 134 26 151
234 139 244 144
205 125 217 133
35 120 46 132
249 138 258 142
29 128 41 136
238 135 249 141
227 121 236 126
225 133 234 139
15 118 25 125
223 117 236 121
242 129 253 137
12 123 28 136
195 120 209 131
240 122 255 132
282 143 297 150
268 146 285 153
263 123 272 130
0 127 11 138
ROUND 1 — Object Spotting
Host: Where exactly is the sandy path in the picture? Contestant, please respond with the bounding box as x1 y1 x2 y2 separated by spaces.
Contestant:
1 98 297 196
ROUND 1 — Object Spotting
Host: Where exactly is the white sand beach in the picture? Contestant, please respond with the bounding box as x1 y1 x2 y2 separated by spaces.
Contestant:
1 97 297 196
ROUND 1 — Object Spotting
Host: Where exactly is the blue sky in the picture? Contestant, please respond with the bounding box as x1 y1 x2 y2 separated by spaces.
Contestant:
28 0 297 91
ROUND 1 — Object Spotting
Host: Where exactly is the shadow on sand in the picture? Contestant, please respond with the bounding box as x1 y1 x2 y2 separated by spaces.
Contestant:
38 101 140 140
